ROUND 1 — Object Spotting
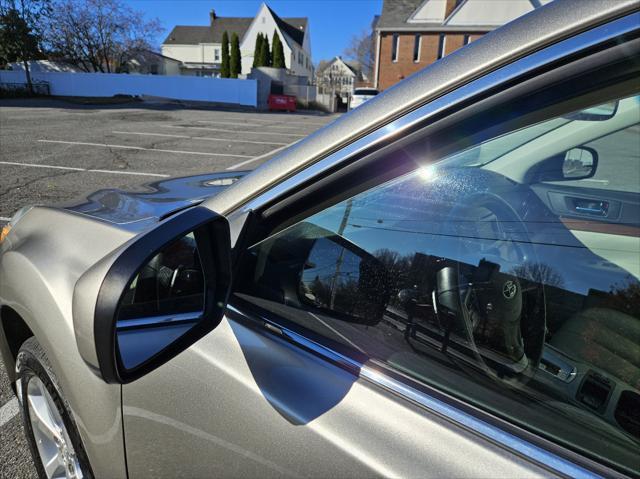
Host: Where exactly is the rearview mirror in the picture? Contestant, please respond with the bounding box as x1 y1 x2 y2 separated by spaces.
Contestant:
73 207 231 383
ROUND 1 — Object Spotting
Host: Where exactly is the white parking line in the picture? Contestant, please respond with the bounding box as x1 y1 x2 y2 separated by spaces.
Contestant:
165 125 306 138
210 116 332 127
0 398 19 427
226 141 298 170
308 312 366 353
0 160 169 177
261 124 325 131
90 169 170 177
196 120 318 132
194 120 264 128
112 131 288 147
0 160 84 171
38 140 254 158
0 216 10 222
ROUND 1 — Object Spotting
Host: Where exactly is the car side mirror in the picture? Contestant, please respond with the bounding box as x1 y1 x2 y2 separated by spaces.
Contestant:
298 232 392 326
561 147 598 180
533 146 598 182
73 207 231 384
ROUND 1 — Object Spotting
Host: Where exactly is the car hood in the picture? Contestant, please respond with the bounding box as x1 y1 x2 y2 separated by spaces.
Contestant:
60 171 248 231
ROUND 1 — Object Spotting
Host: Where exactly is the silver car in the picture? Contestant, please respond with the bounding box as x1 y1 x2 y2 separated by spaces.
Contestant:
1 1 639 478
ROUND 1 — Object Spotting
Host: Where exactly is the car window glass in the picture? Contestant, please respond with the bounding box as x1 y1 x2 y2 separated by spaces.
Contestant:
234 92 640 473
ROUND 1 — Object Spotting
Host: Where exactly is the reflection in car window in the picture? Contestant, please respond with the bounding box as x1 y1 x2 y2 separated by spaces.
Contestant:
234 93 640 473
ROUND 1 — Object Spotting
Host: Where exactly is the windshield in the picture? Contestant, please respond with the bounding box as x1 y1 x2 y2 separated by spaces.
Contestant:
440 95 638 170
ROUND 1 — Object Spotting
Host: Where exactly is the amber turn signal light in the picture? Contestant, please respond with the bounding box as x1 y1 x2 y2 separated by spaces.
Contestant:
0 224 11 243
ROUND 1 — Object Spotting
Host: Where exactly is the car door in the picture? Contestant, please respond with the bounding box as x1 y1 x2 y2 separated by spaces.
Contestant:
121 18 639 478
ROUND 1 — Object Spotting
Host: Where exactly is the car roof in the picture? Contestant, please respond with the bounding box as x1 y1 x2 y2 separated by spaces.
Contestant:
205 0 638 215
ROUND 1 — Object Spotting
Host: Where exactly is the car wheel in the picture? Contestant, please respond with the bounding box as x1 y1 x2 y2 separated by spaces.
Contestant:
16 337 93 479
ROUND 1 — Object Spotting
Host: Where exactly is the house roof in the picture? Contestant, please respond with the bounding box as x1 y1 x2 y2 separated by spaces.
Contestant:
317 57 362 79
377 0 424 29
266 5 307 47
210 17 253 42
376 0 548 31
163 13 307 47
164 26 210 45
134 49 182 63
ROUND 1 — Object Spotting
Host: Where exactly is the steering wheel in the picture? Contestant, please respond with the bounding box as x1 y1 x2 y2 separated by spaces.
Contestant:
436 191 546 386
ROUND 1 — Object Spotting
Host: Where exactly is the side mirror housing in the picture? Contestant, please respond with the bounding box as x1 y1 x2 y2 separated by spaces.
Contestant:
296 225 392 326
560 147 598 180
533 146 598 182
73 206 231 384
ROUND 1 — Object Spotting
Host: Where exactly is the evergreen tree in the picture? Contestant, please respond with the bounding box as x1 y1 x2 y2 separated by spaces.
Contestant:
252 33 263 68
220 30 230 78
0 0 50 94
272 31 285 68
230 32 241 78
259 34 270 67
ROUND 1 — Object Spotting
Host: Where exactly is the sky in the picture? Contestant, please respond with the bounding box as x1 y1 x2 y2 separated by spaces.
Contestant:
124 0 383 65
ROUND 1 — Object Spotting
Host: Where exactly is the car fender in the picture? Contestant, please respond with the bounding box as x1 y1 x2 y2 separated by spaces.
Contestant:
0 206 135 478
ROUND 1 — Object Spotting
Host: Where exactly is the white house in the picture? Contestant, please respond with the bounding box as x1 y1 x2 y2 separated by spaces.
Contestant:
161 3 313 79
316 56 367 98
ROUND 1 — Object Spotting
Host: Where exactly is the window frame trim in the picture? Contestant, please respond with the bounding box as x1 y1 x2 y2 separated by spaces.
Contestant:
391 33 399 62
413 33 422 63
437 33 446 59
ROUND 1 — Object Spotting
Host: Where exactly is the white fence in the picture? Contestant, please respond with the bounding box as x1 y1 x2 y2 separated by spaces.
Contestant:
0 70 257 107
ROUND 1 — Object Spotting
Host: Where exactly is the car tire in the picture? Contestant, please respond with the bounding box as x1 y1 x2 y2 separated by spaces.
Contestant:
16 337 93 479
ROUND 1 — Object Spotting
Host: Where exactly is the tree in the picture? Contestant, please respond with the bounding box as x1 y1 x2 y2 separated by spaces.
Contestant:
258 33 270 67
0 0 50 93
343 28 375 80
252 32 263 68
43 0 161 73
220 30 229 78
272 30 285 69
512 262 565 288
229 32 240 78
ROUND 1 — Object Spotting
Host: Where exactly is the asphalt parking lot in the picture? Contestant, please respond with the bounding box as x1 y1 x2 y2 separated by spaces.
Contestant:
0 97 338 478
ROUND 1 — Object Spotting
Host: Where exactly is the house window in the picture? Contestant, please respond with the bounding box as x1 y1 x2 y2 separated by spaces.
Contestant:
463 34 471 46
437 33 446 60
391 33 399 62
214 49 220 62
413 34 421 62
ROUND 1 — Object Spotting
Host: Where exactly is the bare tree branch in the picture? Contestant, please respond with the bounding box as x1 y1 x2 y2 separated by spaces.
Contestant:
342 28 375 80
43 0 161 73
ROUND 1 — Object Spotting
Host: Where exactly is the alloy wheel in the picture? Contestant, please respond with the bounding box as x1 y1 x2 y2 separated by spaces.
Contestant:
26 377 83 479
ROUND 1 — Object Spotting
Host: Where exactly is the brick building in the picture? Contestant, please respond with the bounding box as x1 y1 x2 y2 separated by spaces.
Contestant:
373 0 549 90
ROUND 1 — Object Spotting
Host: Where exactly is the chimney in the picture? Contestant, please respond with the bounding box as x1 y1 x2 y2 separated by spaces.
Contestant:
210 9 216 24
